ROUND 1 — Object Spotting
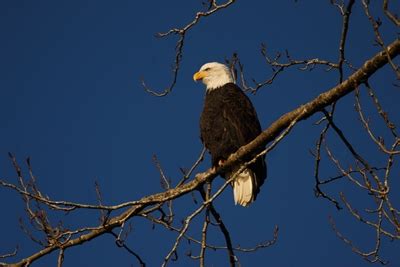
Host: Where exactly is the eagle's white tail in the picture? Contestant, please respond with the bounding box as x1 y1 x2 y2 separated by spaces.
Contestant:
233 169 254 207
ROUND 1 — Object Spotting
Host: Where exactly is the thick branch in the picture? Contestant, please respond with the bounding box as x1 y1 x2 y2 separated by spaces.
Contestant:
5 39 400 267
226 39 400 168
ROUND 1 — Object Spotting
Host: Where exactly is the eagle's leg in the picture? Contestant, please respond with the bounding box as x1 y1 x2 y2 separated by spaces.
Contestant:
206 160 224 176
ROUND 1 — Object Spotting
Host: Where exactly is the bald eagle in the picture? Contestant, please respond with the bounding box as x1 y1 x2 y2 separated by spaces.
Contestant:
193 62 266 206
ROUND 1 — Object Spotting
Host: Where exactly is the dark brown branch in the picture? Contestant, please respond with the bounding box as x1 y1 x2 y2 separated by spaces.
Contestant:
313 125 342 210
337 0 355 83
314 0 356 203
199 184 211 267
322 108 388 195
110 231 146 267
198 187 236 266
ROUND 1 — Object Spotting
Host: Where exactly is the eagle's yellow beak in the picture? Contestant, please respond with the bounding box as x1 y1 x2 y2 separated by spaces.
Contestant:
193 71 207 81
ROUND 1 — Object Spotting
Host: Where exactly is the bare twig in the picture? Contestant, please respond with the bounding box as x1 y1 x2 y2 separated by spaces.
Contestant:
337 0 355 83
313 123 342 210
329 214 388 264
110 231 146 267
362 0 400 79
383 0 400 26
354 87 400 155
142 0 236 96
365 82 398 138
0 247 18 259
199 185 211 267
240 45 338 93
177 147 206 187
198 187 236 266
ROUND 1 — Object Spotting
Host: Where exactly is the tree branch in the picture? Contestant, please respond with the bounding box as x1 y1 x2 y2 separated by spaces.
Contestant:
3 38 399 267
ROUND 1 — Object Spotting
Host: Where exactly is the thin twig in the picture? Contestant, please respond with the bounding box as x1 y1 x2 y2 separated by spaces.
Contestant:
142 0 236 96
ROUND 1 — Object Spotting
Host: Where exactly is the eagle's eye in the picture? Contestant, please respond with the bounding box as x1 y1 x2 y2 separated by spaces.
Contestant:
204 67 211 71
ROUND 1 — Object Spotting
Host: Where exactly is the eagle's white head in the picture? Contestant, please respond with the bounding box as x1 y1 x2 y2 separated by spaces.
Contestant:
193 62 234 91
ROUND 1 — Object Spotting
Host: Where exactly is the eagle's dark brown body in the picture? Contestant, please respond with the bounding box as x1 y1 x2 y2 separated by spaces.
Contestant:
200 83 266 200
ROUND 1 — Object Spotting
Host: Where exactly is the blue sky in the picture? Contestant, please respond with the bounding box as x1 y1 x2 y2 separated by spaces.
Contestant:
1 1 399 266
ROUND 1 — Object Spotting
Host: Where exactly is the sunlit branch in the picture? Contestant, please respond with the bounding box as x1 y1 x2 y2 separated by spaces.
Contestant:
239 45 339 93
383 0 400 27
354 87 400 155
1 39 399 267
362 0 400 79
365 82 398 138
0 247 18 261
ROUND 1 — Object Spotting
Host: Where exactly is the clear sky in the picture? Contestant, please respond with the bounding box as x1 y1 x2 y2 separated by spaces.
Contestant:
1 1 399 266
